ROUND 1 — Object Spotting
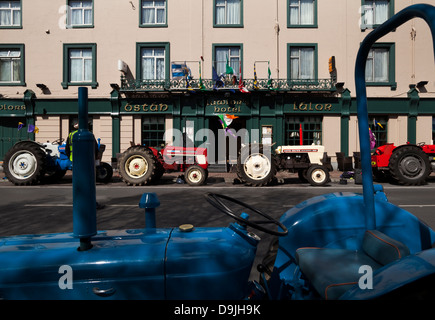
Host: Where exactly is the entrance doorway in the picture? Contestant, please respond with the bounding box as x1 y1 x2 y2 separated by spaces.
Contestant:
207 115 246 170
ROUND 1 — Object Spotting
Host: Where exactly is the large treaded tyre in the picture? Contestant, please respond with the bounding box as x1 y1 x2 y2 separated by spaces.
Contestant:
236 143 276 186
118 146 158 186
388 145 430 185
4 143 46 185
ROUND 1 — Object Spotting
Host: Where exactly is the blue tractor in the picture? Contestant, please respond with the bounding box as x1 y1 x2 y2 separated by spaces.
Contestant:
3 137 113 185
1 4 435 300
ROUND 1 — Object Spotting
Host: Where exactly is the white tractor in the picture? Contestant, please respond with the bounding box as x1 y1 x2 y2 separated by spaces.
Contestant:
236 143 332 187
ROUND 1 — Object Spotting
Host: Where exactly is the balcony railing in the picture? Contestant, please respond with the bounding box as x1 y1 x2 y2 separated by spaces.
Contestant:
120 76 336 93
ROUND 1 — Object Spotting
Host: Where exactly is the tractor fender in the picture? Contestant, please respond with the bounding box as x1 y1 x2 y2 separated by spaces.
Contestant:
340 248 435 300
12 140 45 150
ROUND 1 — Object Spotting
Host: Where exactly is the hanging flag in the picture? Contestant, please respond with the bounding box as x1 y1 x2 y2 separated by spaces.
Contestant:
212 67 224 90
27 124 39 133
199 58 205 91
18 122 24 131
217 114 238 139
253 63 259 90
373 118 384 129
171 62 188 80
267 61 272 89
226 55 234 75
299 124 303 145
238 63 249 93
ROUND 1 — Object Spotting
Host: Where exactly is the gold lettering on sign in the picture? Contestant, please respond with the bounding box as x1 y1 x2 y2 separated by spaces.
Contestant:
0 104 26 111
292 102 333 112
124 103 169 112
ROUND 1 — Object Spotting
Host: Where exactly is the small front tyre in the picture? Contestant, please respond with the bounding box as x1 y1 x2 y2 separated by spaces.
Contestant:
184 165 207 186
96 162 113 183
306 165 330 186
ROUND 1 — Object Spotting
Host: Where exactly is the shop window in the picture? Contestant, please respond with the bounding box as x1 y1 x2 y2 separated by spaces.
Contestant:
288 0 317 28
214 0 243 27
0 0 21 28
285 116 322 145
67 0 93 28
62 43 98 89
369 116 388 147
0 44 25 86
140 0 167 27
142 116 165 148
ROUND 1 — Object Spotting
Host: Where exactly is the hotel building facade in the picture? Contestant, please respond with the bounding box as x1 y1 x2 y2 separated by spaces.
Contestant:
1 0 434 170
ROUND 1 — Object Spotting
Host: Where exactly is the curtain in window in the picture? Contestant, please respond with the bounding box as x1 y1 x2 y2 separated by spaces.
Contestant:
373 49 388 82
142 1 155 24
226 0 240 24
290 47 314 80
141 48 165 80
0 50 20 82
365 49 388 82
0 1 20 26
374 0 388 25
142 0 165 24
290 0 313 25
216 0 240 24
70 1 92 25
70 49 92 82
216 47 227 75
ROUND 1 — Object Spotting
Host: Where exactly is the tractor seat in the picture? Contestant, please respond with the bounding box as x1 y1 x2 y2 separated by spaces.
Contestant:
295 230 410 300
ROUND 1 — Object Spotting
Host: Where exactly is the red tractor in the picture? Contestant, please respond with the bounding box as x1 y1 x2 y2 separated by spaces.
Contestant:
117 144 208 186
371 142 435 185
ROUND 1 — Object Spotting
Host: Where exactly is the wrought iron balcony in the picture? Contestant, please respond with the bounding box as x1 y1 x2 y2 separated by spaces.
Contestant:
120 76 336 93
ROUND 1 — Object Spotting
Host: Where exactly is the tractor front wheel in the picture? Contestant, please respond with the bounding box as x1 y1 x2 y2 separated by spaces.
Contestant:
96 162 113 183
184 165 207 186
306 165 330 186
118 146 158 186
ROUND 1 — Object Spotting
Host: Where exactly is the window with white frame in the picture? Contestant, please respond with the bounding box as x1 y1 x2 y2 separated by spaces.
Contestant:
0 48 21 82
141 0 166 25
365 48 388 82
0 1 21 27
68 0 93 27
215 46 241 77
215 0 241 26
69 49 92 82
141 47 166 80
363 0 390 28
290 46 315 80
289 0 315 26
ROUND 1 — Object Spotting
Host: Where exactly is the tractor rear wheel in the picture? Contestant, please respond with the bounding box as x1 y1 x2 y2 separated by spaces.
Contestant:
118 146 158 186
4 143 46 185
388 145 430 185
236 144 276 186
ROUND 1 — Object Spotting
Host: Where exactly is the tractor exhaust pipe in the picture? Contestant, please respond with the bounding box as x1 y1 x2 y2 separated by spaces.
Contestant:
73 87 97 251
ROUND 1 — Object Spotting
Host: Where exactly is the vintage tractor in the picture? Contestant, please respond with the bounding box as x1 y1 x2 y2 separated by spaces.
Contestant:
117 143 208 186
236 143 332 187
371 142 435 185
1 4 435 302
3 137 113 185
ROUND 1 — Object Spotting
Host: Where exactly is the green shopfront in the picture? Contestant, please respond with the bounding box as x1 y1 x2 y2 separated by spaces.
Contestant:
1 88 435 172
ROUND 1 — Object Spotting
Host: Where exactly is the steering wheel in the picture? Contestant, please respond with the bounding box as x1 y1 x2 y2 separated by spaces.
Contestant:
204 193 288 237
52 138 64 145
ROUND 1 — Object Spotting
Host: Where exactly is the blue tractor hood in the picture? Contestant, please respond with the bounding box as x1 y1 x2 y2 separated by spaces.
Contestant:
0 225 258 300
